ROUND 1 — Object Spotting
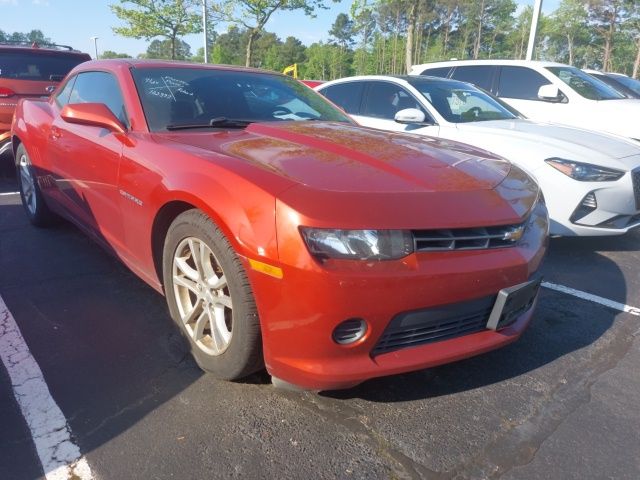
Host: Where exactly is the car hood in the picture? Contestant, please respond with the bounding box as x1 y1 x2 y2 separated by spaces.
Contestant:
455 119 640 170
164 121 511 194
584 98 640 139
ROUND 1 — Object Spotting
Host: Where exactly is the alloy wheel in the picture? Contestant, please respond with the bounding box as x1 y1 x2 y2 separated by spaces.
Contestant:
19 154 37 216
172 237 233 356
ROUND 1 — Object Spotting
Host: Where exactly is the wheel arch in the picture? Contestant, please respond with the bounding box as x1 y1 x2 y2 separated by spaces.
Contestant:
12 135 23 166
150 200 199 290
149 194 252 290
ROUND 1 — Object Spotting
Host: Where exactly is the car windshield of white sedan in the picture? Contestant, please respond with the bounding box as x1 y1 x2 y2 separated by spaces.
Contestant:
131 67 351 131
547 66 624 100
410 81 517 123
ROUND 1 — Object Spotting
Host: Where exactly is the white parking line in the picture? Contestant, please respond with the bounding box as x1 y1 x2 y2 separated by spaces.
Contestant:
542 281 640 317
0 295 93 480
0 191 20 196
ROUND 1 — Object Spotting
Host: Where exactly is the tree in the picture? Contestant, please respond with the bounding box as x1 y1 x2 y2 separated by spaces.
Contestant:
111 0 202 60
623 0 640 77
547 0 589 65
211 25 245 65
145 38 193 60
351 0 376 74
329 13 354 77
210 0 334 67
101 50 133 59
587 0 627 71
330 13 355 48
280 36 306 66
0 29 52 45
404 0 422 73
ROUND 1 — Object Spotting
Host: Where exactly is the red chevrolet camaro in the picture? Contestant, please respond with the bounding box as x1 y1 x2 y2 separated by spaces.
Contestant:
12 60 548 390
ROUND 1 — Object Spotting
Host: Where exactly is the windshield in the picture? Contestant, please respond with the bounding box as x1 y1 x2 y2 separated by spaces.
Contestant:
547 66 624 100
0 51 87 82
611 74 640 96
131 67 351 131
408 79 519 123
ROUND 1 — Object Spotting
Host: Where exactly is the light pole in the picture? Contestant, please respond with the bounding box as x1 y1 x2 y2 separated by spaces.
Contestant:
526 0 543 61
202 0 208 64
90 36 99 60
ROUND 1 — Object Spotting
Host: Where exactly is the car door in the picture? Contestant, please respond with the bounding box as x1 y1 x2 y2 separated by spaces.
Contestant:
449 65 498 93
320 81 365 118
47 71 128 249
350 81 439 136
495 65 568 122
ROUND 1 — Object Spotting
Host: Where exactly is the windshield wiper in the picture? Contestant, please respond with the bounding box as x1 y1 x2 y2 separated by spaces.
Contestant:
166 117 253 130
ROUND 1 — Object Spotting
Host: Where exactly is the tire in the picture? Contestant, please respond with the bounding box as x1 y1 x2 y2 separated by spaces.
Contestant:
162 209 263 380
15 143 57 227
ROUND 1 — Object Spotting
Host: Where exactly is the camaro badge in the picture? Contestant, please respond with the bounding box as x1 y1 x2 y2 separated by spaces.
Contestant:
119 189 143 206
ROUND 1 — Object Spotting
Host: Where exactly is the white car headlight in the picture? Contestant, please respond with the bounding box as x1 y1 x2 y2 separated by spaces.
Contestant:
545 158 624 182
300 228 414 261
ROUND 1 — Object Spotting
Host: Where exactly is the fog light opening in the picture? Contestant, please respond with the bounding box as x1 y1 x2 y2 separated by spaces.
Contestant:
570 192 598 224
332 318 367 345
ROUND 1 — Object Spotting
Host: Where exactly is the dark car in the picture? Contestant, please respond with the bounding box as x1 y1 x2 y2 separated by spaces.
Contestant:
584 70 640 99
0 41 90 158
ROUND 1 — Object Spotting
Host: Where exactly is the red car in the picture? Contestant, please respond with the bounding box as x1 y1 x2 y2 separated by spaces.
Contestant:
301 79 325 88
12 60 548 390
0 42 90 157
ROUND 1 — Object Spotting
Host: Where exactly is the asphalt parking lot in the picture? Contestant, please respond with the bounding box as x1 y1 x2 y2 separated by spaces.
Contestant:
1 173 639 480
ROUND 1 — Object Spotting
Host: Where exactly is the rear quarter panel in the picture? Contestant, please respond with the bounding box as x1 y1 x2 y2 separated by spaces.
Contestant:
12 98 55 169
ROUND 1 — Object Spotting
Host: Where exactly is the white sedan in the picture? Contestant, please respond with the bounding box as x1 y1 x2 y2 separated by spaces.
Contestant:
316 75 640 236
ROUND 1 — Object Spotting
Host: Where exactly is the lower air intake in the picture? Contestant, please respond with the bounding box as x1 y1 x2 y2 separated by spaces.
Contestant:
372 296 496 356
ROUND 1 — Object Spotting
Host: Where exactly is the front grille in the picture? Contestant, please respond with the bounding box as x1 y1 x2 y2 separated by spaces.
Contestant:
372 296 495 356
633 169 640 210
412 224 524 252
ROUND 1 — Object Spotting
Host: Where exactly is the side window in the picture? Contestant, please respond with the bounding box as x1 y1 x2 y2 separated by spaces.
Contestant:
421 67 452 78
362 82 427 120
68 71 128 126
54 75 76 108
497 66 552 100
450 66 496 92
321 82 364 114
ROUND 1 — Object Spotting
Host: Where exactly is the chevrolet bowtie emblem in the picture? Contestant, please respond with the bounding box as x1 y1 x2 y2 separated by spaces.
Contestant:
503 225 525 242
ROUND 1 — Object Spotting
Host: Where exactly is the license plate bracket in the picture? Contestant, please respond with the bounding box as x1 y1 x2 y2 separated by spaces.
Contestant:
486 278 541 331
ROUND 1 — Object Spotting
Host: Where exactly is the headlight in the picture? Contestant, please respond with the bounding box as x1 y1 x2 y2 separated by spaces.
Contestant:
300 228 414 261
545 158 624 182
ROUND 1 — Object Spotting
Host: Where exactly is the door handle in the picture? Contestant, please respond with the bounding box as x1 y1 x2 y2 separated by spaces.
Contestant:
50 126 61 140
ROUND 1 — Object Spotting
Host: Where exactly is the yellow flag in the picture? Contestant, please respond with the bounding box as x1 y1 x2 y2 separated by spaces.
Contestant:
282 64 298 79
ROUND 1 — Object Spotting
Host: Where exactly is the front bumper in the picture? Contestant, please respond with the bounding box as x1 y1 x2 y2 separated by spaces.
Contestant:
540 166 640 236
245 204 548 390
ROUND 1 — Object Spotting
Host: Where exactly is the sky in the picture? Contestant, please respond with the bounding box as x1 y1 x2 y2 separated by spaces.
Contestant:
0 0 561 59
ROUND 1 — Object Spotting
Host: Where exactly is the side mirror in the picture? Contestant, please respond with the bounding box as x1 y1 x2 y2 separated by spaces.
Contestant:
394 108 428 125
60 103 126 134
537 84 563 103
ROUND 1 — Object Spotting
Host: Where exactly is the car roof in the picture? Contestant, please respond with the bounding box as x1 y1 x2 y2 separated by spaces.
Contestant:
90 58 281 76
319 74 476 90
413 59 568 69
0 42 89 57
